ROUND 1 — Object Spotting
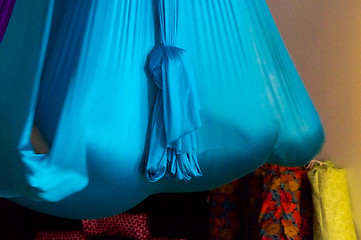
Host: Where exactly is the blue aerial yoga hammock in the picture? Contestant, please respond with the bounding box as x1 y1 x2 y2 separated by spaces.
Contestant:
0 0 324 219
146 0 202 182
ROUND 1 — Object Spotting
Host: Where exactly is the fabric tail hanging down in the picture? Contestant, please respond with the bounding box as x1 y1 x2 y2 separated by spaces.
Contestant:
146 0 202 182
0 0 16 43
0 0 91 202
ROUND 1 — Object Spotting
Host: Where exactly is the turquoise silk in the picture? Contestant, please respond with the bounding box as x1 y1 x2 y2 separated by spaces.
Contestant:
146 0 202 182
0 0 324 219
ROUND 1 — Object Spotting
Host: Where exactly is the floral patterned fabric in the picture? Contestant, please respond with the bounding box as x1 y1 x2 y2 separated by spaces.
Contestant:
258 165 313 240
209 164 313 240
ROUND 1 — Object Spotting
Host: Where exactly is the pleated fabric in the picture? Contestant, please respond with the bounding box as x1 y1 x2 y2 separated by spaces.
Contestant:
0 0 15 43
0 0 323 219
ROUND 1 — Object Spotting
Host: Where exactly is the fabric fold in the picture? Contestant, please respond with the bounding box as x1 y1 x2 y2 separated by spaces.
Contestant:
146 0 202 182
146 43 202 182
0 0 16 43
14 0 91 202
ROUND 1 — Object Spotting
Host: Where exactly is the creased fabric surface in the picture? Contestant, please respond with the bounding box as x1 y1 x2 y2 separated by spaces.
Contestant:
0 0 323 219
308 161 357 240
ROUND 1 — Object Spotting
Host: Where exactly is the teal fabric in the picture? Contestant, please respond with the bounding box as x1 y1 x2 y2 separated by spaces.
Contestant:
146 0 202 182
0 0 324 219
0 0 16 43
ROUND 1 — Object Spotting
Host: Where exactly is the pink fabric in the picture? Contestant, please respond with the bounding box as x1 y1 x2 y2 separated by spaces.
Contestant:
82 212 152 239
35 231 86 240
37 212 189 239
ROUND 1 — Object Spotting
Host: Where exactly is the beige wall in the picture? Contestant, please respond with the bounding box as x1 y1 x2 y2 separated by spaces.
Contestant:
267 0 361 237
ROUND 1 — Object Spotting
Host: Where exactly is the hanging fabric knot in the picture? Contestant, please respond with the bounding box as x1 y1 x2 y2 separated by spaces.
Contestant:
146 0 202 182
146 41 202 181
148 43 166 89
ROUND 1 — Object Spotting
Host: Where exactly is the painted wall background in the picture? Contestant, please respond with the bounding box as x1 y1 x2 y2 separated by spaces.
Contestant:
267 0 361 238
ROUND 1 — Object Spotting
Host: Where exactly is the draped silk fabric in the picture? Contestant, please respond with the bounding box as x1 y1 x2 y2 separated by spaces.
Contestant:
0 0 323 219
146 0 202 182
0 0 15 43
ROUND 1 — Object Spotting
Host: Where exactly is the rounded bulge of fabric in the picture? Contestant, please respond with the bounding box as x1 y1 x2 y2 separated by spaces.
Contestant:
14 39 323 220
14 68 283 220
5 0 324 220
268 119 324 167
13 37 323 221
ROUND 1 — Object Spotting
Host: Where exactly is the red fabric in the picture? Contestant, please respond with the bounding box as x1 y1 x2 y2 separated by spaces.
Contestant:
208 164 313 240
35 231 86 240
82 212 151 239
208 179 244 240
36 212 189 240
299 171 313 239
258 164 311 240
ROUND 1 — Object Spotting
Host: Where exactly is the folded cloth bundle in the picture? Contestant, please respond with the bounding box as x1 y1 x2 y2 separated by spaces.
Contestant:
307 160 357 240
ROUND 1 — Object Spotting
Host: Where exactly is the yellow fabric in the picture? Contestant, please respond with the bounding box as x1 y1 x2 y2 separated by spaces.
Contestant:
308 161 357 240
